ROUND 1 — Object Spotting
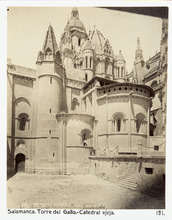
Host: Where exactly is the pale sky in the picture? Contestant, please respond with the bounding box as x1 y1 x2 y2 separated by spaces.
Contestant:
7 7 162 72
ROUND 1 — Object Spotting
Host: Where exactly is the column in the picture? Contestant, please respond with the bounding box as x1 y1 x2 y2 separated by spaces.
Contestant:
147 100 150 147
106 97 108 147
128 93 133 151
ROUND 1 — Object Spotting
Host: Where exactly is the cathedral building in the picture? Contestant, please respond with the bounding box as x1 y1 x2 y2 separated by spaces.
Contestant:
7 8 166 176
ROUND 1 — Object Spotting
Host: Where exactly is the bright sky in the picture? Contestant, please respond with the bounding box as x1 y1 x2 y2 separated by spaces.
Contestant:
7 7 162 72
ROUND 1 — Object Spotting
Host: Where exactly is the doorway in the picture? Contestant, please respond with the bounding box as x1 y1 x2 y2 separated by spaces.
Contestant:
15 153 25 172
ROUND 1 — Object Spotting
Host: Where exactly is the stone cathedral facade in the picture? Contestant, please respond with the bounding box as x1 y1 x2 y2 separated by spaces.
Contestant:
7 8 167 175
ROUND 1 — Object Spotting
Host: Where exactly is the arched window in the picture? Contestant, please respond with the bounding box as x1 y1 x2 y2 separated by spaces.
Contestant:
81 129 91 146
121 67 124 78
150 123 155 136
135 113 145 133
85 57 88 69
132 78 137 84
117 119 121 132
96 59 100 73
90 57 92 68
117 67 120 78
18 113 29 131
113 113 126 132
78 38 81 46
71 98 79 111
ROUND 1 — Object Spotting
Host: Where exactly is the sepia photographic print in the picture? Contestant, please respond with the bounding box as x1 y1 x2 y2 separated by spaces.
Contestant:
5 3 170 215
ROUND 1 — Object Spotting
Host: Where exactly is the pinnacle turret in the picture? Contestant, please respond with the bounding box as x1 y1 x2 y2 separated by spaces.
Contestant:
42 25 59 55
37 25 62 64
135 37 144 64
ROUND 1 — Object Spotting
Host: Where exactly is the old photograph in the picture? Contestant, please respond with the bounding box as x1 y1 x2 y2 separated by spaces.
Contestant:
7 6 167 209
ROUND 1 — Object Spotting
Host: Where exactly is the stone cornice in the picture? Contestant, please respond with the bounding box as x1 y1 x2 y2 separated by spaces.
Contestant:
56 112 95 121
97 93 150 102
66 78 86 89
8 71 36 80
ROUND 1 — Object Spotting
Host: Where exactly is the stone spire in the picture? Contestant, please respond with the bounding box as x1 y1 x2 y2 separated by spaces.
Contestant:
37 25 62 64
135 37 144 64
42 24 59 55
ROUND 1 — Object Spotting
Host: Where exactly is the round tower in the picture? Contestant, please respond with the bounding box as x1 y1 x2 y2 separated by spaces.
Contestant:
35 25 65 173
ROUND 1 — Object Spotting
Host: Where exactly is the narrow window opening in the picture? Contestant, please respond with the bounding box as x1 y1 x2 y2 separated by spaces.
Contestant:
49 130 51 134
117 119 121 132
85 73 88 81
20 117 27 131
90 57 92 68
86 57 88 68
154 145 159 151
78 38 81 46
50 77 52 84
53 152 55 157
50 108 51 113
145 168 153 175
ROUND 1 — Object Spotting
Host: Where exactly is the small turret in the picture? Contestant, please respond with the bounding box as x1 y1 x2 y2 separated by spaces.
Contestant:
82 39 94 82
116 50 126 82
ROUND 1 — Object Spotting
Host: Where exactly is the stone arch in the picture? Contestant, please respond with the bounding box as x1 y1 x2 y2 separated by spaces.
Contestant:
16 139 25 147
18 113 30 131
112 112 126 132
96 58 101 73
14 97 31 107
45 47 52 54
71 98 79 111
135 113 145 133
81 129 92 146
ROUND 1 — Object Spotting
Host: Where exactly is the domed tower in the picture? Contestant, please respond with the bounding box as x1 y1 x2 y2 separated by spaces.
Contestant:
35 25 65 173
82 39 94 82
116 50 126 82
60 8 87 68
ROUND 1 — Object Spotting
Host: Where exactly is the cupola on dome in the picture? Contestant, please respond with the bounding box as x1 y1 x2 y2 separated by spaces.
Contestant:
68 8 86 31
